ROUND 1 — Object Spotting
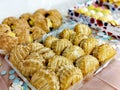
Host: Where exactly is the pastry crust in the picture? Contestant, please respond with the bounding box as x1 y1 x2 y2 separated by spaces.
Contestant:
34 19 50 33
46 9 62 20
19 13 32 21
44 36 58 48
9 44 30 68
62 45 85 62
73 34 88 45
19 59 45 77
74 24 92 35
92 44 116 64
14 27 33 44
30 26 46 41
34 9 47 16
57 65 83 90
59 29 75 40
31 69 60 90
51 39 72 55
47 55 73 72
80 37 98 54
75 55 99 76
0 33 18 54
0 24 11 34
28 42 44 52
2 17 30 31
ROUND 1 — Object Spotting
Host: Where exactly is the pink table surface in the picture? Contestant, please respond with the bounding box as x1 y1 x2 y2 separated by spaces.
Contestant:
0 55 120 90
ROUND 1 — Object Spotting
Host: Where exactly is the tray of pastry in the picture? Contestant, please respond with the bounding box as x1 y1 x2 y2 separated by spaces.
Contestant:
0 8 62 55
5 22 117 90
68 0 120 40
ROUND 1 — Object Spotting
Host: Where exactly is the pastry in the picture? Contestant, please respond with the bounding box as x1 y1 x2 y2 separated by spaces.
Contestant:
75 55 99 76
0 33 18 54
80 37 98 54
73 33 88 45
34 9 47 16
14 27 33 44
0 24 11 33
51 39 72 55
46 9 62 20
19 13 32 21
57 65 83 90
2 17 30 31
44 36 59 48
46 15 62 29
26 52 45 64
34 19 50 33
19 59 45 77
47 55 73 72
92 44 116 64
74 24 92 35
31 69 60 90
42 50 55 60
62 45 85 62
28 42 44 52
9 44 30 68
30 26 46 41
59 29 75 40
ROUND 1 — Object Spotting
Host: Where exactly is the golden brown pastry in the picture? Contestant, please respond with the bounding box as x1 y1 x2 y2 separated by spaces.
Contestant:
19 59 45 77
42 50 55 60
46 9 62 20
47 55 73 72
26 52 45 64
31 69 60 90
59 29 75 40
75 55 99 76
0 33 18 54
92 44 116 64
73 33 88 45
9 44 30 68
62 45 85 62
51 39 72 55
34 19 50 33
57 65 83 90
80 37 98 54
44 9 62 29
44 36 59 48
34 9 47 16
14 27 33 44
30 26 46 41
0 24 11 33
74 24 92 35
28 42 44 52
46 15 62 29
2 17 30 31
19 13 32 21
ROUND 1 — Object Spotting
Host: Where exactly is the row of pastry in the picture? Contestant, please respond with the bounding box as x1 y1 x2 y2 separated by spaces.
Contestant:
0 9 62 54
9 24 116 90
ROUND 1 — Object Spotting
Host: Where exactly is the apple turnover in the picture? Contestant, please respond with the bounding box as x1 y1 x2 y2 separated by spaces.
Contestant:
44 36 59 48
19 59 45 77
57 65 83 90
0 33 18 54
80 37 98 54
92 44 116 64
47 55 73 72
62 45 85 62
74 24 92 35
9 44 30 68
51 39 72 55
59 29 75 40
75 55 99 76
31 69 60 90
